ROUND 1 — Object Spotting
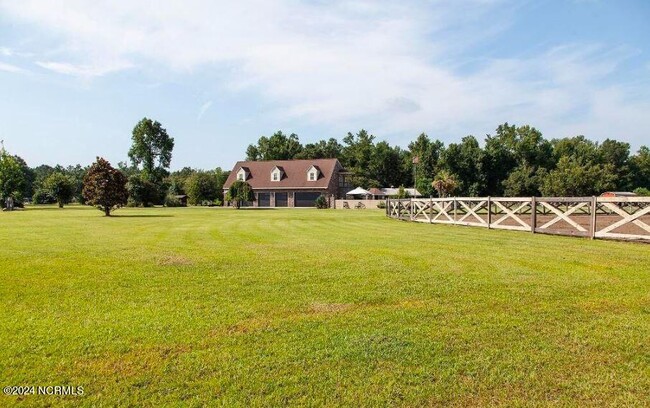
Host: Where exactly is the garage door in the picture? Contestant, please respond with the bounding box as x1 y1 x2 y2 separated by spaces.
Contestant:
275 193 288 207
294 192 321 207
258 193 271 207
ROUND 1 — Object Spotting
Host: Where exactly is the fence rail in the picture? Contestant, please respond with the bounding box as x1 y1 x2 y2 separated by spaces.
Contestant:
386 196 650 242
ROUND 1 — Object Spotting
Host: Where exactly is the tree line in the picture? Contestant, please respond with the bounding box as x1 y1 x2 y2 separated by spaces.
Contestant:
0 118 230 213
2 120 649 214
245 125 650 197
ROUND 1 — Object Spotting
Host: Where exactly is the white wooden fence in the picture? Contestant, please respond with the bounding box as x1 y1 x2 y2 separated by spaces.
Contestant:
386 197 650 242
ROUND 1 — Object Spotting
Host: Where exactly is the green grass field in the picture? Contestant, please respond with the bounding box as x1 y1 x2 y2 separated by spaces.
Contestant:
1 206 649 407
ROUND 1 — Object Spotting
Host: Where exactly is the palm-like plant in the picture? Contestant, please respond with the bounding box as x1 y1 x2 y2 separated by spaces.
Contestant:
432 170 458 198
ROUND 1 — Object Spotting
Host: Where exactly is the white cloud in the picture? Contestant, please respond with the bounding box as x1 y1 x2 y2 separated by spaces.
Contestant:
0 0 648 146
0 61 27 74
36 60 132 77
197 101 213 121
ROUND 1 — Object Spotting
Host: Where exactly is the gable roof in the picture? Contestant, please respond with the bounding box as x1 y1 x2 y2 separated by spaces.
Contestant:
224 159 342 190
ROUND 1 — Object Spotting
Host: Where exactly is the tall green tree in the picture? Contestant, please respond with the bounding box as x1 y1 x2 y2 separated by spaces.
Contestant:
128 118 175 182
83 158 129 216
540 156 616 196
599 139 632 190
439 136 486 196
502 164 547 196
341 129 378 187
185 171 219 205
631 146 650 189
245 131 303 161
43 172 75 208
408 133 444 188
0 149 26 205
295 138 343 159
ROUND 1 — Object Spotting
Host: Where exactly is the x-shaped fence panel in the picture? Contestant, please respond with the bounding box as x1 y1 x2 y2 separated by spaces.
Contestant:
456 199 488 227
536 200 590 235
596 199 650 241
490 199 532 231
386 196 650 242
412 200 432 222
431 199 455 224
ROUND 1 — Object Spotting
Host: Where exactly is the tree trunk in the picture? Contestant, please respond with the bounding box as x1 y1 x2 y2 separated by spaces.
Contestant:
59 202 64 208
104 207 111 216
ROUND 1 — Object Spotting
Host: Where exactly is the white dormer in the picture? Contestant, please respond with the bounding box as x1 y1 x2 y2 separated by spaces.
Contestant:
271 166 284 182
237 167 249 181
307 165 320 181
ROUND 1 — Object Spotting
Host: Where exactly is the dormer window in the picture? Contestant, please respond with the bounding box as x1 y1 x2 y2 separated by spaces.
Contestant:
271 166 284 182
307 165 320 181
237 167 249 181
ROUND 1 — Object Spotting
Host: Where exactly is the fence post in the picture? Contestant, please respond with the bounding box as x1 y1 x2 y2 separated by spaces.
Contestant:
487 196 491 229
409 197 413 221
590 196 597 239
386 197 389 217
453 197 457 224
531 197 537 234
430 197 433 224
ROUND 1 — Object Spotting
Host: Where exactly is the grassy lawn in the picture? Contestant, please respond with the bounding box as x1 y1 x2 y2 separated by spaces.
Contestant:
1 206 649 407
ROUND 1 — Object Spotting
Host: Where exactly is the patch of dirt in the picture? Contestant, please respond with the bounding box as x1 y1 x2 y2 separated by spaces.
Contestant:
75 344 191 378
223 318 272 335
309 302 353 314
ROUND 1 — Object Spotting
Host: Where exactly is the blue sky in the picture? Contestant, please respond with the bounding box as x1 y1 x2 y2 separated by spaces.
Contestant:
1 0 649 170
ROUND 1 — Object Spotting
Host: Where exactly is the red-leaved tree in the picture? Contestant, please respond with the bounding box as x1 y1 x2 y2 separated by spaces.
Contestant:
83 157 128 216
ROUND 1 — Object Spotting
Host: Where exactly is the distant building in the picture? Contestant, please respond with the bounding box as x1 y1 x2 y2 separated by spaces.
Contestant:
380 187 422 197
600 192 637 198
175 195 188 206
223 159 352 207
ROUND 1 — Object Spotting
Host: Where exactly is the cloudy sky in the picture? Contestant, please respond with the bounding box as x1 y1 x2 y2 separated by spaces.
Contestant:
1 0 649 169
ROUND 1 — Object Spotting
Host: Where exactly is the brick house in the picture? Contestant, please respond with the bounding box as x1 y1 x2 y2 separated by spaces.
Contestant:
223 159 352 207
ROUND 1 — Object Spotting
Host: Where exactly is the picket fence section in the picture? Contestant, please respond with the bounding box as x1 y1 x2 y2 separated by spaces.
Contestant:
386 196 650 242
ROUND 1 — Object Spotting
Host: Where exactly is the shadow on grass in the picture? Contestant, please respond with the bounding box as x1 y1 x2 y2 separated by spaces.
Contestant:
237 207 281 210
23 206 86 211
110 214 174 218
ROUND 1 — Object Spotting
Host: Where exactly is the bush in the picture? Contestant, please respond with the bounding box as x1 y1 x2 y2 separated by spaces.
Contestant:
315 195 329 209
164 194 183 207
33 189 56 204
377 201 386 209
633 187 650 197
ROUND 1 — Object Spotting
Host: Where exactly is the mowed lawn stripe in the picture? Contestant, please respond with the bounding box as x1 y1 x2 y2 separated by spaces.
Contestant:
1 206 648 406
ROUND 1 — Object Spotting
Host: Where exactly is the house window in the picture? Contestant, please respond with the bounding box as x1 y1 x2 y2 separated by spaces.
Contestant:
273 172 279 181
309 172 315 181
238 173 245 181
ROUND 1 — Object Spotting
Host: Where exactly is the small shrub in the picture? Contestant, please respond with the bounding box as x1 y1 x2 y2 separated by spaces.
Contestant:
377 201 386 209
633 187 650 197
315 195 329 209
